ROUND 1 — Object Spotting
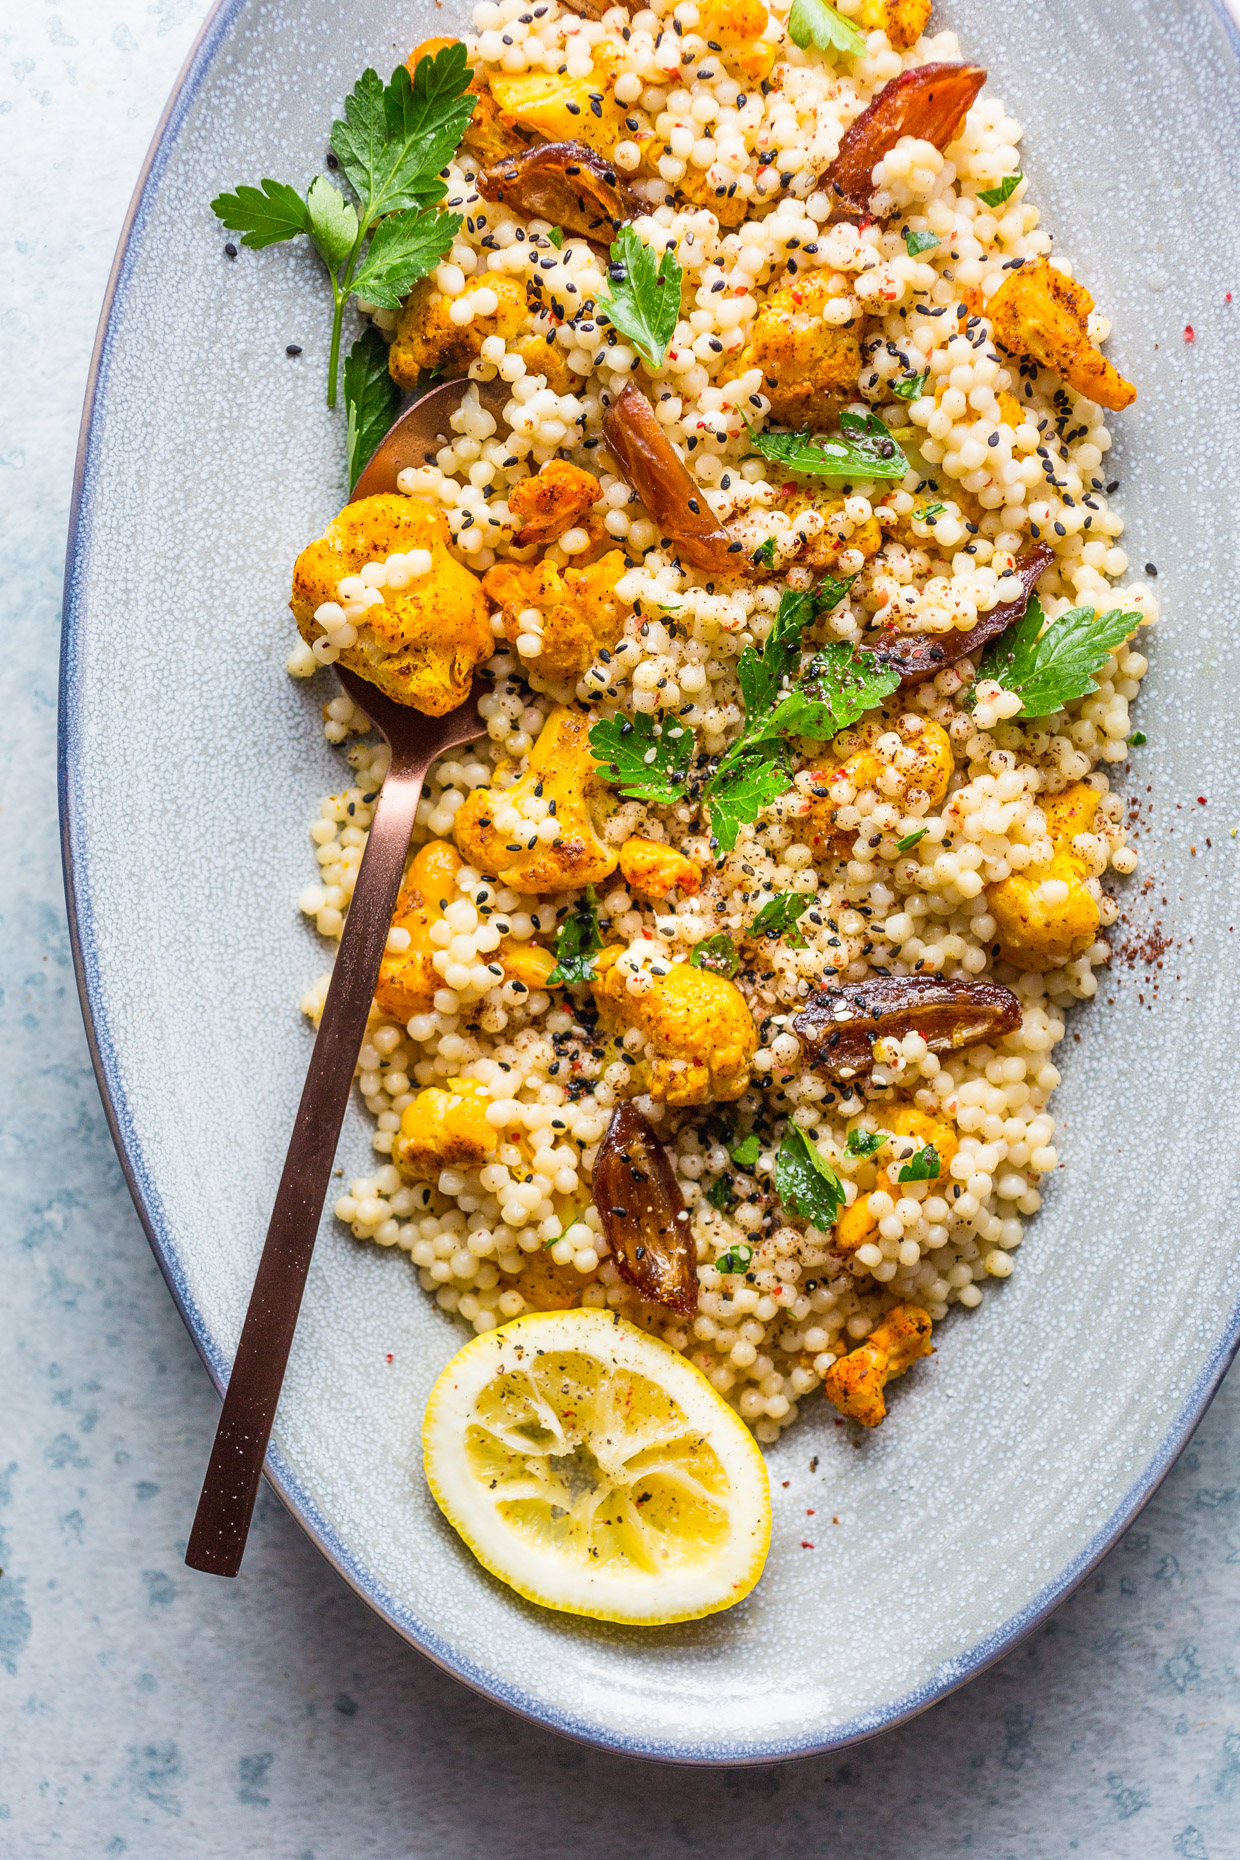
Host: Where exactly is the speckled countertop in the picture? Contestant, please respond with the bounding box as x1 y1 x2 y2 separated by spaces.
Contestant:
3 3 1239 1854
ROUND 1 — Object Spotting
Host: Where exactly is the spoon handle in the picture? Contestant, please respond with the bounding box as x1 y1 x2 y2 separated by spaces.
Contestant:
185 747 428 1576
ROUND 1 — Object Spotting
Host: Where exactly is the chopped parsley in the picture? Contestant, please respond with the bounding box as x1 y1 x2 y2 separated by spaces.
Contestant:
895 826 929 853
978 173 1023 208
546 889 602 987
1128 730 1147 746
845 1128 888 1159
749 891 814 945
903 227 941 257
715 1241 755 1272
776 1126 845 1230
707 1177 737 1213
547 226 564 249
891 370 929 402
897 1143 941 1183
731 1134 762 1169
689 933 740 978
788 0 867 57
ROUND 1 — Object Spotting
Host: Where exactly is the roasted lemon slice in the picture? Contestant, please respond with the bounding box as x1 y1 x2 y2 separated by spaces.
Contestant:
422 1308 771 1625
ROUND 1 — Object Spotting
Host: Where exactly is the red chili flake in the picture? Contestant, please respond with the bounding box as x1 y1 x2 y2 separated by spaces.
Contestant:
1185 325 1195 342
385 1353 394 1363
781 1480 790 1488
1228 294 1233 304
800 1541 815 1549
806 1508 815 1516
1198 796 1208 805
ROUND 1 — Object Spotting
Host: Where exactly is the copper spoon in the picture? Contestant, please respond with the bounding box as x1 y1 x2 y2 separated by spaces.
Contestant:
186 376 497 1577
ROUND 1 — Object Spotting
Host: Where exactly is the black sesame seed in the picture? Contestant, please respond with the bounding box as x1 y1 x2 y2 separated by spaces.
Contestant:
224 242 237 259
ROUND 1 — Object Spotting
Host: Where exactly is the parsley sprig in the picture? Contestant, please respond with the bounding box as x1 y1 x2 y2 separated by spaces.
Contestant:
342 327 400 492
749 892 813 945
598 225 683 370
975 594 1140 719
897 1144 941 1183
211 47 473 409
748 413 909 482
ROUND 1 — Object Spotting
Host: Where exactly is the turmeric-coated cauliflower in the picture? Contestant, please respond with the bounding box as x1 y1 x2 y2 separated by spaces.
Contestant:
987 781 1102 972
696 0 776 80
854 0 932 50
508 460 601 550
375 839 557 1018
453 706 618 894
483 551 629 682
618 838 702 900
802 711 954 855
394 1078 498 1181
291 495 491 714
731 271 866 428
823 1303 933 1427
375 840 464 1021
590 947 757 1107
834 1105 958 1256
388 274 525 388
988 258 1137 413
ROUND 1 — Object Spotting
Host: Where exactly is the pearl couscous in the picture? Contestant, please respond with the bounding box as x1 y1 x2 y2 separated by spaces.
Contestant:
290 0 1152 1443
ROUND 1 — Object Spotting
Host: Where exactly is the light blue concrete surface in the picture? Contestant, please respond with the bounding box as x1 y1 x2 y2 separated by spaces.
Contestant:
2 3 1238 1853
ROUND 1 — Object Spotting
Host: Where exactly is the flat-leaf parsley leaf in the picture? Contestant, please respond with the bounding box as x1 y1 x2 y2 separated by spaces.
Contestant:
788 0 867 58
749 413 908 481
776 1126 845 1229
589 711 695 804
976 594 1139 719
903 227 940 257
731 1134 762 1169
343 327 401 491
598 224 683 369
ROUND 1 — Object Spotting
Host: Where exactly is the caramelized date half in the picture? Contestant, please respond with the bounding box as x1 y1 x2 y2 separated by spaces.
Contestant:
871 543 1055 685
824 63 987 221
603 382 746 578
792 976 1021 1080
477 141 642 244
593 1103 698 1318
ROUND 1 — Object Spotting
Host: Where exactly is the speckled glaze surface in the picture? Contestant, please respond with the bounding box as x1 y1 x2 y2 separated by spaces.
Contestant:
61 0 1240 1763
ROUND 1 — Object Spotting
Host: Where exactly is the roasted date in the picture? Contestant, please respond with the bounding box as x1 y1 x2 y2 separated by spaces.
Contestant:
792 975 1021 1080
477 141 642 244
593 1102 698 1318
824 63 987 221
870 543 1054 686
603 382 745 578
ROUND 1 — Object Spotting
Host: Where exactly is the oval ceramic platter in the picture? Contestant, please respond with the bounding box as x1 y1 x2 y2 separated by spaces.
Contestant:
61 0 1240 1763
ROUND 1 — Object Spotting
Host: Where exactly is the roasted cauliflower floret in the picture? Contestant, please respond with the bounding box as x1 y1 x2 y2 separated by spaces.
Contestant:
376 838 557 1014
482 552 629 683
291 495 490 714
590 946 757 1106
823 1303 933 1427
394 1078 498 1180
454 706 618 894
375 840 464 1020
696 0 776 80
987 781 1103 972
488 63 627 157
834 1106 958 1256
732 271 866 428
988 258 1136 413
854 0 932 50
388 273 527 388
618 838 702 900
509 460 601 550
802 711 954 854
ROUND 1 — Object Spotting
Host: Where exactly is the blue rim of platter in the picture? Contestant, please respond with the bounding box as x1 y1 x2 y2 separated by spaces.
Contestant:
59 0 1240 1765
